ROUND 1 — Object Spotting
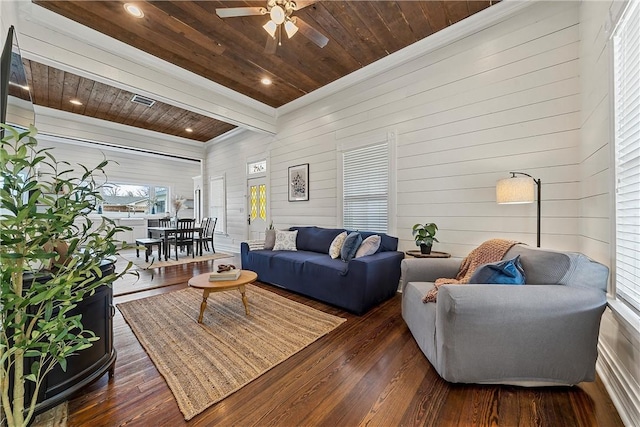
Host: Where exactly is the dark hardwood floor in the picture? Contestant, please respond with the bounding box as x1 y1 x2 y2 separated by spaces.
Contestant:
67 257 624 426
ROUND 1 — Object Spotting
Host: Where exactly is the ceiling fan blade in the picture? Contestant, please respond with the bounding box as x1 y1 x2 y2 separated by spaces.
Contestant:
291 0 318 10
215 7 265 18
265 35 277 55
295 17 329 48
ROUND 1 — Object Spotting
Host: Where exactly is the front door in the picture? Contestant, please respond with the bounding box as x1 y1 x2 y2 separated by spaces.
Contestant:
247 177 267 240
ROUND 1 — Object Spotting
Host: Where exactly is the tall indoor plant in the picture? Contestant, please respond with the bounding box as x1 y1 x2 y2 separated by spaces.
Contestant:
0 124 132 426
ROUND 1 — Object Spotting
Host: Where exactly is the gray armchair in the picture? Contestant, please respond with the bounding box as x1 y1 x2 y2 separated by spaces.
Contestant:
401 244 609 386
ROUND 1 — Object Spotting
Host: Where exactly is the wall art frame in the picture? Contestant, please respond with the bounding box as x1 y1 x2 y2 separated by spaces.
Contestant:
288 163 309 202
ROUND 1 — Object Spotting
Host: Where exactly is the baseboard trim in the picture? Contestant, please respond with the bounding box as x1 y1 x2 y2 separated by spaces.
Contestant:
597 341 640 427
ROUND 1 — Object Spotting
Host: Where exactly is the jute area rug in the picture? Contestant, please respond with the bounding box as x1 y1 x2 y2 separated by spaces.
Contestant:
117 285 346 421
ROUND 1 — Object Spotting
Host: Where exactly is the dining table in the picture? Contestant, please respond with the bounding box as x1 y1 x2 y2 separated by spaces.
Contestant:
147 225 203 261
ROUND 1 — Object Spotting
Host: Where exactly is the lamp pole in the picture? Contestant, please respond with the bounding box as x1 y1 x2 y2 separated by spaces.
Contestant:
509 172 541 248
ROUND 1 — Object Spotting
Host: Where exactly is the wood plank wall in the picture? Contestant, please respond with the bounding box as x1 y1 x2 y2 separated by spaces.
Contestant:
207 1 582 256
579 1 640 426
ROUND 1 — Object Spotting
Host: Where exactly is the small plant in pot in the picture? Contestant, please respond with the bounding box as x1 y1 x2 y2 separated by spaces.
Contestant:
412 223 439 254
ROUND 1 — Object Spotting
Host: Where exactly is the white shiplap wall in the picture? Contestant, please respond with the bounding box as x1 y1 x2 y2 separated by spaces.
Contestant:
34 110 201 215
579 1 640 426
207 1 583 257
205 130 273 252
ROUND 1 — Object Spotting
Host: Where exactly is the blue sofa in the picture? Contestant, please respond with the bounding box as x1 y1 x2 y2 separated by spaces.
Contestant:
241 226 404 314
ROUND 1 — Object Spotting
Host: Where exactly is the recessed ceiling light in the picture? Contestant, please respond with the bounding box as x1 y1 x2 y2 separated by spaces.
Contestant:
261 77 272 85
124 3 144 18
185 128 193 133
70 99 83 106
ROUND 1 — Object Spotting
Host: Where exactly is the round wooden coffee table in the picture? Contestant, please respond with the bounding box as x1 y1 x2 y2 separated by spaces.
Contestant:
188 270 258 323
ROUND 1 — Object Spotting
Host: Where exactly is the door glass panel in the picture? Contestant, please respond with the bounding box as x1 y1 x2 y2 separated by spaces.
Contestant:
250 185 257 220
259 184 267 220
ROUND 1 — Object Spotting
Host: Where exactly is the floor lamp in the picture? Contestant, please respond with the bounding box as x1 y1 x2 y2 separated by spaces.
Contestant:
496 172 541 247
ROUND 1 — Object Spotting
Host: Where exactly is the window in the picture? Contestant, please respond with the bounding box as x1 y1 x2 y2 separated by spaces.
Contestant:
613 1 640 314
210 175 226 234
248 160 266 175
101 183 168 215
343 142 389 233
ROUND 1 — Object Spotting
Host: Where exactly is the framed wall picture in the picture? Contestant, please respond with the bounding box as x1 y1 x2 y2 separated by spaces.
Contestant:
288 163 309 202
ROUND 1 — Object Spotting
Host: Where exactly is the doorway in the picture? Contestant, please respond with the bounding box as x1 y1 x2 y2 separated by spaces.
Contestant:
247 177 267 240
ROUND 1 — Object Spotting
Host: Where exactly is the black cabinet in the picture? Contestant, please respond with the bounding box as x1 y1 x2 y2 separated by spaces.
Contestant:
27 262 117 415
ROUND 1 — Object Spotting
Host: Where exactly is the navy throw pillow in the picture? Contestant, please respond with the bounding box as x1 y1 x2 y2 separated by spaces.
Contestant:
340 232 362 262
468 255 526 285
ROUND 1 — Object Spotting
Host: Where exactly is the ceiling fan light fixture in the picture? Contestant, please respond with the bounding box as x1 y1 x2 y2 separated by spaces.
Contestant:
284 20 298 38
263 20 277 38
270 5 285 24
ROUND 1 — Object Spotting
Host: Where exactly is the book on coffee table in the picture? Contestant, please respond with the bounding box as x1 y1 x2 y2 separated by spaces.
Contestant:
209 269 241 281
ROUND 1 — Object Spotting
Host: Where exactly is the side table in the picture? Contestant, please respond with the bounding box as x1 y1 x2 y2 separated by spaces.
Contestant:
405 250 451 258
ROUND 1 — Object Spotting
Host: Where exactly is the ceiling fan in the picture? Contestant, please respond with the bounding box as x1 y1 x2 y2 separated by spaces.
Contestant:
216 0 329 54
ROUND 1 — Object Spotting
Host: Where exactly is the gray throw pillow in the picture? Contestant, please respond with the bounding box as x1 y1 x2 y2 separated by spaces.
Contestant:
273 229 298 251
264 229 276 250
340 232 362 262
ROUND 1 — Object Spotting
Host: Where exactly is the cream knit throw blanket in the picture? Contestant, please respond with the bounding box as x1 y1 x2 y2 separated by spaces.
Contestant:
423 239 519 303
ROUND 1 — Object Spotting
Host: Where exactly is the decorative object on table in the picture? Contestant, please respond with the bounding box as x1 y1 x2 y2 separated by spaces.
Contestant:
171 194 186 219
210 264 240 281
0 124 132 427
288 163 309 201
496 171 542 247
117 285 345 420
412 222 439 254
209 269 241 281
217 264 236 273
149 196 157 214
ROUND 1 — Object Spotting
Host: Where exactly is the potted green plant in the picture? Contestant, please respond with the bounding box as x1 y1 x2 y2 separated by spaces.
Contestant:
0 124 132 427
412 223 439 254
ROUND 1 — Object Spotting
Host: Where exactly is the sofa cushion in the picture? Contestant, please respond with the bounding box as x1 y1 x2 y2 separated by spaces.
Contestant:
505 246 570 284
357 230 398 252
355 235 381 258
341 232 362 262
273 229 298 251
468 255 526 285
291 226 345 253
329 231 348 259
264 229 276 250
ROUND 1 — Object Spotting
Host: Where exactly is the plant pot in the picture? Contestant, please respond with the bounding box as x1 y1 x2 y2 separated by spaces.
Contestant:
420 244 432 255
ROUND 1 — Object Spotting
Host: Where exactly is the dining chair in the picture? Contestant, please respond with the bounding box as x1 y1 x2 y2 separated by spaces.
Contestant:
205 217 217 253
171 218 196 260
194 217 210 256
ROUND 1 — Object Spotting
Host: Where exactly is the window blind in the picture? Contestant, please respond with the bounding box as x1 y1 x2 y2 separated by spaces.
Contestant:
343 142 389 233
614 0 640 313
210 176 226 234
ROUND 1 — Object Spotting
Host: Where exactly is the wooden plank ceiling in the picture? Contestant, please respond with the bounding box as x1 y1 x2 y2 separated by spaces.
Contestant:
29 1 497 141
21 59 235 142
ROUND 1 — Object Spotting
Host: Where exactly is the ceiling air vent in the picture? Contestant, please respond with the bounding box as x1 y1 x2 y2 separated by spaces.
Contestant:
130 94 156 107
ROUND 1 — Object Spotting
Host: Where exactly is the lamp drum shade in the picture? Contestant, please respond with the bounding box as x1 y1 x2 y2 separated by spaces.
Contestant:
496 177 535 204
